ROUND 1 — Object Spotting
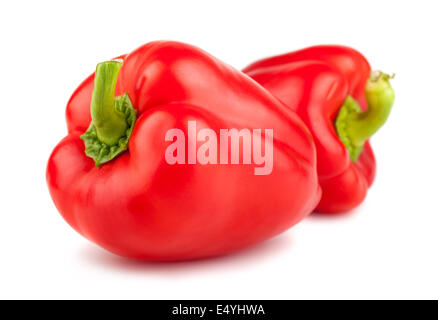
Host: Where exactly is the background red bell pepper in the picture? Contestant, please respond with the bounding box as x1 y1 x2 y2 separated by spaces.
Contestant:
244 46 395 213
47 41 321 261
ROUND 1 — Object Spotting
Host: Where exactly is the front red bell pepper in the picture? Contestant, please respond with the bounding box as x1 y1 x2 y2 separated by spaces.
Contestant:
244 46 395 213
46 41 320 261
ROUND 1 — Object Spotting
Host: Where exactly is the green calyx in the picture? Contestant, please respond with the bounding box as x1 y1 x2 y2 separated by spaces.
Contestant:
335 71 395 162
80 60 137 166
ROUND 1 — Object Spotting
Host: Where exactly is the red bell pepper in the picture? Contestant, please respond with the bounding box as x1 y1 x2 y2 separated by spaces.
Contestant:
244 46 395 213
46 41 320 261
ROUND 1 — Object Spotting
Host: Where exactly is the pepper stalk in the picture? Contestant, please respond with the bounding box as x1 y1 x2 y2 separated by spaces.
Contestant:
81 60 137 166
335 71 395 161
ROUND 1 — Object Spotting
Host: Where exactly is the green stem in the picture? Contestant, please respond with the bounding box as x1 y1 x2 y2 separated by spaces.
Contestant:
80 60 137 166
335 71 395 161
91 60 127 146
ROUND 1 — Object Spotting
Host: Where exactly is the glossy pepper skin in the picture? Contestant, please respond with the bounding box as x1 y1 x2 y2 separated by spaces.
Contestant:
244 46 394 213
47 41 320 261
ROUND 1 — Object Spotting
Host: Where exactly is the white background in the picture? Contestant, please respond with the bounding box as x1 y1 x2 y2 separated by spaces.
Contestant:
0 0 437 299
